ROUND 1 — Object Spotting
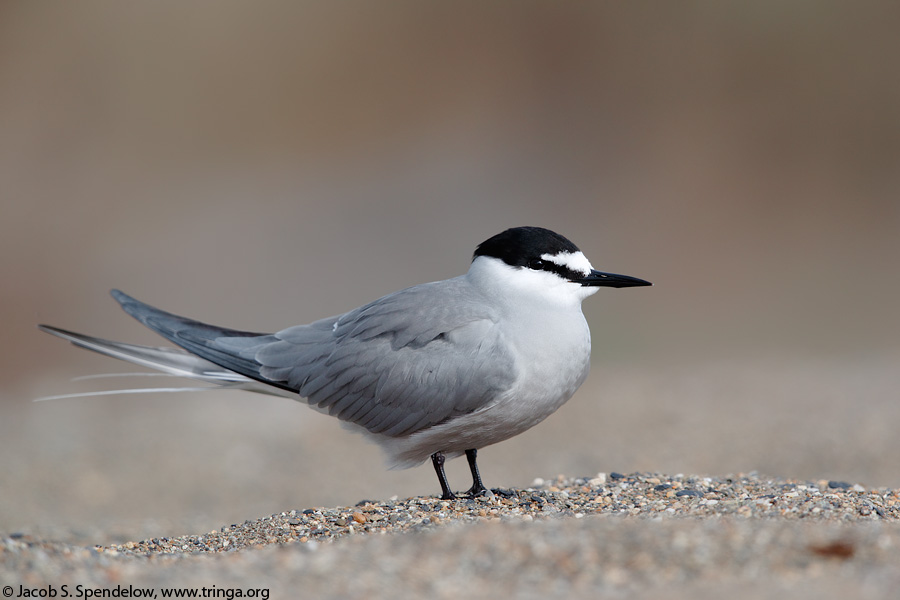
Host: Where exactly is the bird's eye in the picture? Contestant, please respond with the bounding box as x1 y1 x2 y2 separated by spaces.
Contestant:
528 259 545 270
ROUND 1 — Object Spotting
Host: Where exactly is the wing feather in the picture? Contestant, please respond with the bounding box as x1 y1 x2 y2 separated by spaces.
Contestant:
109 281 517 438
257 277 517 435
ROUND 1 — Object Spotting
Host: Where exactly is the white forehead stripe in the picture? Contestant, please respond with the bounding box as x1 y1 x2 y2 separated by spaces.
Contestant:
542 251 593 276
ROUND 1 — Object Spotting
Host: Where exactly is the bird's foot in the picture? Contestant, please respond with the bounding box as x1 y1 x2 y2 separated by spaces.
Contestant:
464 483 491 498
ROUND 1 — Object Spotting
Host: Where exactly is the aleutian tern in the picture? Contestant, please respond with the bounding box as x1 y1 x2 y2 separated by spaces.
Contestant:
39 226 651 499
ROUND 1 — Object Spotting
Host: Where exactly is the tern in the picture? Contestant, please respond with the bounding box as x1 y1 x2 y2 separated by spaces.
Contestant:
39 226 651 499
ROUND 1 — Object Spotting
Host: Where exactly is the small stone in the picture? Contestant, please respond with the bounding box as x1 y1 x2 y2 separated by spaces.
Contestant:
676 490 702 498
352 512 367 524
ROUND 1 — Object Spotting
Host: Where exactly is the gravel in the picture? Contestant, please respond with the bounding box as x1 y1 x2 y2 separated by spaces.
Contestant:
4 472 900 598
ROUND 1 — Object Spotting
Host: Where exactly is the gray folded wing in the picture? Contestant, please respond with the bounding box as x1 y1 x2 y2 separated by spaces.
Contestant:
112 281 517 437
112 289 294 393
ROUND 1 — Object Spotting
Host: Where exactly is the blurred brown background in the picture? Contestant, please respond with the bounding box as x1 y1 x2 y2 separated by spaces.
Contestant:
2 2 899 543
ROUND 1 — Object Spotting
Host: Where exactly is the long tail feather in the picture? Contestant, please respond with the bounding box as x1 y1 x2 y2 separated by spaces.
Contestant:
34 384 248 402
37 325 295 400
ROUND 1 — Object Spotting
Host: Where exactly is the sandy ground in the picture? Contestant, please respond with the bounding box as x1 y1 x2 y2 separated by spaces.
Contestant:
4 473 900 599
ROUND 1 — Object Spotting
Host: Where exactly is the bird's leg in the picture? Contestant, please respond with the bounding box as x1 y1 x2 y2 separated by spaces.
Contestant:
464 448 489 497
431 452 456 500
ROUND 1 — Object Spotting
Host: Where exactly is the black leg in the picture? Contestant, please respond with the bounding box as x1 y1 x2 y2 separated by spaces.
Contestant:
431 452 456 500
464 448 489 497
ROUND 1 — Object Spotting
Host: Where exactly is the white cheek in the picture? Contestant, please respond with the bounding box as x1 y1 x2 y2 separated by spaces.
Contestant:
467 255 595 308
514 269 595 306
